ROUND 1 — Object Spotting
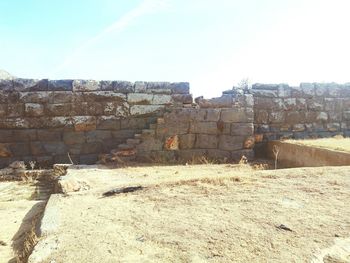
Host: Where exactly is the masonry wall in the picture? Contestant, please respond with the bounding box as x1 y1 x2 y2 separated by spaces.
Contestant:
0 78 191 167
252 83 350 144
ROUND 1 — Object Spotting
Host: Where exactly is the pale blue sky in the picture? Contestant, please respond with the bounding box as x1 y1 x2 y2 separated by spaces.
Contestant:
1 0 350 97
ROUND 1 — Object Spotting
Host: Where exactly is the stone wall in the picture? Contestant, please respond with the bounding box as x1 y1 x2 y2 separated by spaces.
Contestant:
253 83 350 144
0 78 191 167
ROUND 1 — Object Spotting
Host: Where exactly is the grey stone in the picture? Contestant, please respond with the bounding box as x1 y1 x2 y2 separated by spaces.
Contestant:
79 154 99 164
326 123 340 132
343 111 350 121
83 91 126 102
171 94 193 104
325 98 343 111
48 80 73 91
231 123 254 136
7 103 24 117
25 103 44 117
113 81 134 93
72 116 96 132
254 110 269 124
13 78 48 91
136 138 163 152
251 89 278 98
220 108 252 123
278 85 291 97
307 98 324 111
300 83 315 97
43 142 67 155
0 130 13 142
52 91 74 103
254 97 283 110
269 112 285 123
72 80 100 91
256 124 270 133
169 82 190 94
152 94 173 105
292 124 305 132
86 130 112 143
196 95 233 108
127 93 152 104
285 111 306 124
252 84 279 90
195 134 218 149
0 79 13 91
37 130 62 141
314 83 329 96
19 91 53 103
63 132 85 145
13 129 37 141
130 105 164 116
316 112 328 122
290 86 302 97
190 122 219 134
328 111 342 122
46 103 72 116
218 135 243 151
179 134 196 149
97 116 121 130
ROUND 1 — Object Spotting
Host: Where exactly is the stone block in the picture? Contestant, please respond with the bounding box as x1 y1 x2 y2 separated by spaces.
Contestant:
112 129 138 139
86 130 112 143
130 105 164 116
70 102 89 116
156 122 189 138
328 83 342 97
231 123 254 136
52 91 74 103
72 80 100 91
269 112 285 123
196 95 233 108
178 134 196 149
48 80 73 91
13 129 37 141
220 108 252 123
251 89 278 98
278 85 291 97
83 91 126 102
115 102 130 118
9 143 30 156
25 103 44 117
245 94 254 107
254 110 268 124
120 118 146 129
290 86 302 97
127 93 153 104
307 98 324 111
252 84 279 90
195 134 218 149
316 112 328 122
206 109 221 121
254 97 283 110
218 135 243 151
314 83 329 97
13 78 48 91
63 132 85 145
169 82 190 94
42 141 67 155
81 142 103 154
36 156 54 168
0 79 13 91
190 121 219 134
326 123 340 132
46 103 72 116
29 142 46 155
97 116 121 130
0 143 12 157
300 83 315 97
324 98 343 111
171 94 193 104
112 81 134 93
37 129 62 141
7 103 24 117
343 111 350 121
136 138 163 152
0 130 13 142
0 104 6 117
152 94 173 105
73 116 96 132
19 91 53 103
292 124 305 132
328 111 342 122
285 111 306 124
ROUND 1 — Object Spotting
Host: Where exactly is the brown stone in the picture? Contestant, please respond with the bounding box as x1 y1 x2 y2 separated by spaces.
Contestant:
220 108 252 123
97 116 121 130
190 121 219 134
63 132 86 145
231 123 254 136
206 109 221 121
25 103 44 117
13 129 37 141
0 143 12 157
73 116 96 132
179 134 196 149
7 103 24 117
254 110 269 124
218 135 243 151
46 103 72 116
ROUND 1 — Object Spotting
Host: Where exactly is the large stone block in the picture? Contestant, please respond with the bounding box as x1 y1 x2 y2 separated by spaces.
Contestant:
13 129 37 141
254 97 283 110
231 123 254 136
130 105 164 116
120 118 146 129
156 122 189 138
324 98 343 112
300 83 315 97
343 111 350 121
169 82 190 94
254 110 268 124
220 108 252 123
13 78 48 91
0 143 12 157
251 89 278 98
113 81 134 93
29 142 46 155
0 91 19 103
285 111 306 124
195 95 233 108
81 142 103 154
0 130 13 142
171 94 193 104
25 103 44 117
127 93 153 104
97 116 121 130
48 80 73 91
72 80 100 91
306 98 324 111
190 121 219 134
9 143 30 156
63 132 86 145
195 134 218 149
83 91 126 102
79 154 99 165
152 94 173 105
136 138 163 152
52 91 75 103
37 129 62 141
316 112 328 122
314 83 329 97
112 129 138 139
19 91 53 103
46 103 72 116
269 112 285 123
86 130 112 143
206 149 231 160
73 116 96 132
0 79 13 91
328 111 342 122
43 141 67 155
326 123 341 132
252 84 279 90
7 103 24 117
206 109 221 122
179 134 196 149
218 135 243 151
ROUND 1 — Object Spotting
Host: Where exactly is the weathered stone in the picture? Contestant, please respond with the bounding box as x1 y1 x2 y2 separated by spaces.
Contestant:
19 91 53 103
13 78 48 91
314 83 329 97
134 81 147 93
79 154 99 165
130 105 164 116
251 84 279 90
29 142 46 155
0 79 13 91
307 98 324 111
245 94 254 107
285 111 305 124
328 111 342 122
73 116 96 132
81 142 103 154
25 103 44 117
300 83 315 97
343 111 350 121
251 89 278 98
83 91 126 103
0 104 6 117
9 143 30 156
13 129 37 141
97 116 121 130
156 122 189 138
206 149 231 160
295 98 307 110
86 130 112 143
7 103 24 117
324 98 343 111
52 91 74 103
0 143 12 157
136 138 163 152
46 103 72 116
116 102 130 118
231 123 254 136
254 97 283 110
152 94 173 105
37 130 62 141
278 85 291 97
171 94 193 104
256 124 270 133
42 142 67 155
190 122 219 134
196 95 233 108
48 80 73 91
112 129 138 139
112 81 134 93
195 134 218 149
72 80 100 91
206 109 221 122
0 130 13 142
164 135 179 150
220 108 252 123
283 98 297 111
177 149 206 161
218 135 243 151
63 132 85 145
316 112 328 122
269 112 285 123
327 83 342 97
179 134 196 149
254 110 268 124
290 86 302 97
169 82 190 94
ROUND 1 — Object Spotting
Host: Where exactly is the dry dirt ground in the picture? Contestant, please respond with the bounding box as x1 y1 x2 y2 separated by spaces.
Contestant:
29 164 350 263
0 182 46 263
286 137 350 153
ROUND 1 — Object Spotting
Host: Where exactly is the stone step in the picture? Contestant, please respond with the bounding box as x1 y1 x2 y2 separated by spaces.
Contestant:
117 144 135 151
126 138 141 146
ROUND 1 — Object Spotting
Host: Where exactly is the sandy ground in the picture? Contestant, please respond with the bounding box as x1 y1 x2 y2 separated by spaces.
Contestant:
30 164 350 263
0 182 46 263
286 137 350 152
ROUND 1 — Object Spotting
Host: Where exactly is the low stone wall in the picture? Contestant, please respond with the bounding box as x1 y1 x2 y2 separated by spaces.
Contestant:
253 83 350 144
0 79 191 167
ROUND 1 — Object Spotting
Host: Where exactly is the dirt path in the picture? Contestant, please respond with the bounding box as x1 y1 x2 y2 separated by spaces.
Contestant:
30 165 350 263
